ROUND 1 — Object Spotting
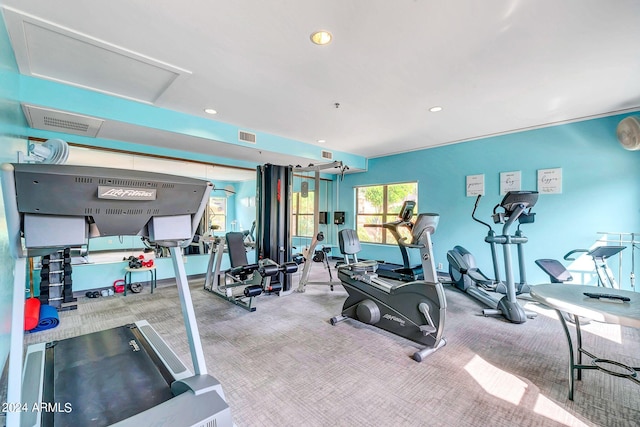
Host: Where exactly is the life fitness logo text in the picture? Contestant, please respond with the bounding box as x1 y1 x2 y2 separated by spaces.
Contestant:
98 186 157 201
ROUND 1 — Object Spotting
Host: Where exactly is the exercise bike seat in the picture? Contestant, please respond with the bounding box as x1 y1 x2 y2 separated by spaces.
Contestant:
344 259 378 273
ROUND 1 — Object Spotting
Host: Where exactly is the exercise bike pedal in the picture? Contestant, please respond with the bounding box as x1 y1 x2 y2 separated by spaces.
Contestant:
419 324 437 335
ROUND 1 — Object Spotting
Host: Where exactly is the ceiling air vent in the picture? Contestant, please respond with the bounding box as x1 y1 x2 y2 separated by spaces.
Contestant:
321 150 333 160
22 104 104 137
238 130 257 144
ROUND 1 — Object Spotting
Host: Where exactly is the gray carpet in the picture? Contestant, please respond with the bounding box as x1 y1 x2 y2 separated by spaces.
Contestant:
9 265 640 427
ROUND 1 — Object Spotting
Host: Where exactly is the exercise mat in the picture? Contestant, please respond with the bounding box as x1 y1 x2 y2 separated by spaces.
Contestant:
31 304 59 332
24 297 41 331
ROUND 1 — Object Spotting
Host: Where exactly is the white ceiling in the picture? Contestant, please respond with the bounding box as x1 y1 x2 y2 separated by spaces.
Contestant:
3 0 640 166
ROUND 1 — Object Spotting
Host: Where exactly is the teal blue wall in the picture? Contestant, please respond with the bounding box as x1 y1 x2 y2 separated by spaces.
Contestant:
340 114 640 290
234 179 258 234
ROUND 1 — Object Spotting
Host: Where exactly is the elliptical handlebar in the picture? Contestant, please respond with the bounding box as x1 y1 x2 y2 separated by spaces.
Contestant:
471 191 538 239
471 195 493 232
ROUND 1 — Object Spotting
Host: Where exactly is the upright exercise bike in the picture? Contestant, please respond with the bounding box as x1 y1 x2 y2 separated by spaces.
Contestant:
447 191 538 323
331 213 446 362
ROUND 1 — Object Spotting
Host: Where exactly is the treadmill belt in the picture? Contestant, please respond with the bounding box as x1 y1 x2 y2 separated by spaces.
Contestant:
49 325 174 427
375 262 402 270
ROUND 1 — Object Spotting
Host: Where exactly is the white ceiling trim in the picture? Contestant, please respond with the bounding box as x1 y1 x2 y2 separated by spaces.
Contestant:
2 6 192 104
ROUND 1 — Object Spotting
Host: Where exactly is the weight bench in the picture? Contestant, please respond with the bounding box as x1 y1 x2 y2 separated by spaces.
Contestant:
205 231 297 311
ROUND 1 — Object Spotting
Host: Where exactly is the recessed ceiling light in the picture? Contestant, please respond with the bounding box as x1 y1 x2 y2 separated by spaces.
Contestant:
317 139 326 143
310 30 332 46
204 108 218 115
429 106 443 112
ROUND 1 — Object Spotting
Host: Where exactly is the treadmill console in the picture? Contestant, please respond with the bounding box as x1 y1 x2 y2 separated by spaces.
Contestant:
399 200 416 221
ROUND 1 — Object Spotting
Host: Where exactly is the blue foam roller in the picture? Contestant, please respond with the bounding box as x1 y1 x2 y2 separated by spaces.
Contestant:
31 304 59 332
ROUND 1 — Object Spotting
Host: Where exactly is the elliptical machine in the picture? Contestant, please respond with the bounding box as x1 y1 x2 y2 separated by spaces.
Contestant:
331 213 446 362
447 191 538 324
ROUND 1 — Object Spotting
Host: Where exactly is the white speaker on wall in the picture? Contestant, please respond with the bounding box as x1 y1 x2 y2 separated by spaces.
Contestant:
616 116 640 151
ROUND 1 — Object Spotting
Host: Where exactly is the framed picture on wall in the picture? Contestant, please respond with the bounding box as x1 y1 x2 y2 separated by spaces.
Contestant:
537 168 562 194
500 171 521 195
466 174 484 197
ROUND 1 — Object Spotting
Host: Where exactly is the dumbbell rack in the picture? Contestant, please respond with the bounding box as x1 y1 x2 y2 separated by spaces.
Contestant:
39 248 77 311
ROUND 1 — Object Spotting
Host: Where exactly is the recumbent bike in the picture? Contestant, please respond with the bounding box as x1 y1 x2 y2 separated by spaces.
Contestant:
331 213 446 362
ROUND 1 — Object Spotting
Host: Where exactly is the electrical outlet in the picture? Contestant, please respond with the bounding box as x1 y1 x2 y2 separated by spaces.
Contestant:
437 263 443 270
183 256 188 263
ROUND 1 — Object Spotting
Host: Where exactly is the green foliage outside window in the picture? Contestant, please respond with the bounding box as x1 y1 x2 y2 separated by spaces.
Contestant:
356 182 417 244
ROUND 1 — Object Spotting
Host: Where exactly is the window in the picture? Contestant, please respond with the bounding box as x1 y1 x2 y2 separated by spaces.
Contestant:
355 182 418 244
208 197 227 232
292 190 314 237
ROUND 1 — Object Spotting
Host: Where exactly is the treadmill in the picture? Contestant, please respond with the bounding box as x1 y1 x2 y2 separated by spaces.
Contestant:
367 201 424 282
2 163 233 427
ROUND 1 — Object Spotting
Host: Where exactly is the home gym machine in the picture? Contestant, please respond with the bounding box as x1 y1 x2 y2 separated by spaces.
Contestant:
1 162 233 427
255 163 296 294
447 191 538 324
204 231 297 311
363 200 424 282
295 160 348 292
331 212 447 362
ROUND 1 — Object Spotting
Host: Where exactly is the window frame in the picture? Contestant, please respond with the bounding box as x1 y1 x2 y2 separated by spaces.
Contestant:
291 190 315 237
355 182 418 245
208 196 227 233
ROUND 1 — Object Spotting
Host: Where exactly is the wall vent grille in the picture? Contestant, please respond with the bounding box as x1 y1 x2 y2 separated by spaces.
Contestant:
239 130 257 144
321 150 333 160
22 104 104 137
